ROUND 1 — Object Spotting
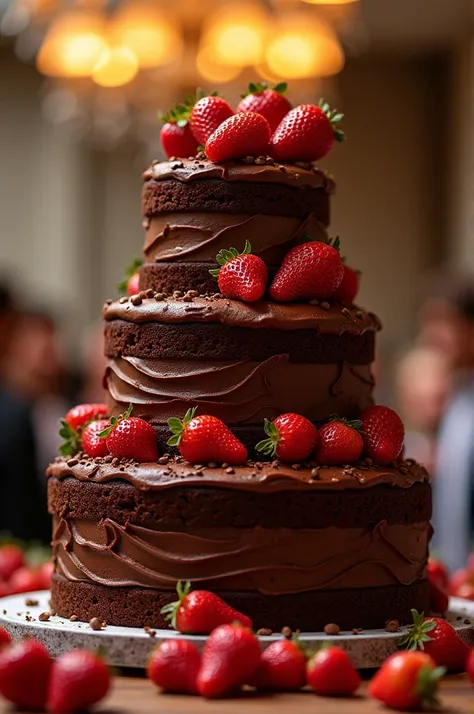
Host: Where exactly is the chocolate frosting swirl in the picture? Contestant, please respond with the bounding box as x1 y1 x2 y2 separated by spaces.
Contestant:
105 356 374 425
143 158 335 191
52 516 430 595
103 297 381 334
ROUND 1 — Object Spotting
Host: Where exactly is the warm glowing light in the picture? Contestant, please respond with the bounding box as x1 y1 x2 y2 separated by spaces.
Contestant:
92 45 138 87
111 2 182 69
302 0 359 4
36 10 106 77
266 15 344 79
202 2 269 67
196 46 242 83
254 62 284 85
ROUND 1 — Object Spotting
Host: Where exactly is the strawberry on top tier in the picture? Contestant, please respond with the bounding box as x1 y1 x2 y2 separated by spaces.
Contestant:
237 81 292 132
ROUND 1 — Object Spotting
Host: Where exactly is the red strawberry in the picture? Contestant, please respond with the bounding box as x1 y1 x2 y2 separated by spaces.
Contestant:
314 418 363 465
237 81 291 133
466 648 474 683
428 559 449 592
0 582 10 599
82 419 110 458
101 404 158 462
249 639 307 691
450 569 469 595
400 609 469 671
38 560 54 590
429 580 449 615
60 403 108 457
270 100 344 163
168 408 248 465
190 95 234 146
205 112 271 164
0 544 24 581
0 639 52 710
48 649 111 714
360 405 405 465
161 122 198 159
126 272 140 296
0 629 10 648
9 566 44 594
369 650 444 710
270 239 344 302
65 403 108 432
197 623 261 699
210 240 267 302
333 265 359 304
256 413 318 462
454 582 474 600
161 581 252 635
307 646 360 696
147 639 200 694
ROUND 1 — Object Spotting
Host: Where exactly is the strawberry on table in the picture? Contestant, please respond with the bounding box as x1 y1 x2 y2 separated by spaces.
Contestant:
333 264 360 304
0 544 24 581
314 417 363 465
256 413 318 462
197 623 262 699
168 408 248 465
270 99 345 163
161 581 252 635
100 404 158 462
360 405 405 465
0 639 52 711
306 646 360 696
48 649 111 714
59 403 108 457
147 639 201 694
209 240 268 303
400 609 469 671
237 81 291 132
38 560 54 590
368 650 445 711
82 419 110 458
190 95 234 146
159 98 199 159
466 648 474 683
269 239 344 302
205 112 271 163
9 565 44 594
249 639 307 691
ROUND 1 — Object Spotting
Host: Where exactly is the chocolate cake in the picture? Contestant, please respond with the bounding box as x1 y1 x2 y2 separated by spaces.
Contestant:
47 155 432 632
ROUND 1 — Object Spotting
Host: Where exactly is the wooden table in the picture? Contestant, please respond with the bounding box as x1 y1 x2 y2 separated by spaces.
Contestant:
6 673 470 713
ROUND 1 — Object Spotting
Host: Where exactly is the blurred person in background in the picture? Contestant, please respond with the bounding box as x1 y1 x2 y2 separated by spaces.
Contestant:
0 283 49 542
432 280 474 571
396 346 452 470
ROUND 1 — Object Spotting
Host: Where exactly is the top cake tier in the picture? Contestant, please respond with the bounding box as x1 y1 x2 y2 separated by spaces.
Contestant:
140 157 335 295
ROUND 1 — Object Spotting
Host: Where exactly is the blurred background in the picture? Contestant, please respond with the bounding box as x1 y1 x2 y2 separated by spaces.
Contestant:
1 0 474 563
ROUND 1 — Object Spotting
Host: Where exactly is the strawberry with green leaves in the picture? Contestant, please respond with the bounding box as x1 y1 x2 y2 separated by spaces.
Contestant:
159 95 200 159
100 404 158 462
369 651 445 711
314 417 364 465
161 581 252 635
210 240 268 302
205 112 271 163
82 419 110 458
256 413 318 463
400 609 469 671
237 81 291 132
118 258 142 297
168 408 248 465
59 403 108 456
270 99 345 163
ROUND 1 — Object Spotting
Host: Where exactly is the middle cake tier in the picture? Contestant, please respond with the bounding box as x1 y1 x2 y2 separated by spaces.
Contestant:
103 296 380 454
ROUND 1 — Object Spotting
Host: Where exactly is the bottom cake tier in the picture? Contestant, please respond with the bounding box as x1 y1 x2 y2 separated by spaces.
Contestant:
47 456 432 632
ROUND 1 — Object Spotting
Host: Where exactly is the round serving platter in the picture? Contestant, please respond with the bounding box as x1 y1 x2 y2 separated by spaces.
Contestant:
0 591 472 669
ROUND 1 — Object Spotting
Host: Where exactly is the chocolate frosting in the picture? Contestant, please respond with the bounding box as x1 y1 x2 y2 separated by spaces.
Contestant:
47 457 429 493
105 356 374 425
52 516 430 595
103 297 381 334
144 212 327 265
143 158 335 191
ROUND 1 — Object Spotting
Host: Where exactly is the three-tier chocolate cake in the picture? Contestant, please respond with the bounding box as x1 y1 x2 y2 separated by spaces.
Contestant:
47 155 432 632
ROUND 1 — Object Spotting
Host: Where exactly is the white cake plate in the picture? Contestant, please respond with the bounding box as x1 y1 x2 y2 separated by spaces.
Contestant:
0 591 472 670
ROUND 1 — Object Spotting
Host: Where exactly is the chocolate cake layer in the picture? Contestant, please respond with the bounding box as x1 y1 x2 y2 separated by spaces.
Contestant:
48 477 431 529
51 576 430 631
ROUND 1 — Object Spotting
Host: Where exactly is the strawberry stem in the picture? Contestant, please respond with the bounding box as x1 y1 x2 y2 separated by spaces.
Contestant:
416 663 446 708
240 81 288 98
58 420 81 457
318 98 345 143
398 609 437 651
160 581 192 630
158 89 219 125
209 240 252 278
328 414 363 432
118 257 142 295
167 407 198 447
99 404 133 439
255 418 280 457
